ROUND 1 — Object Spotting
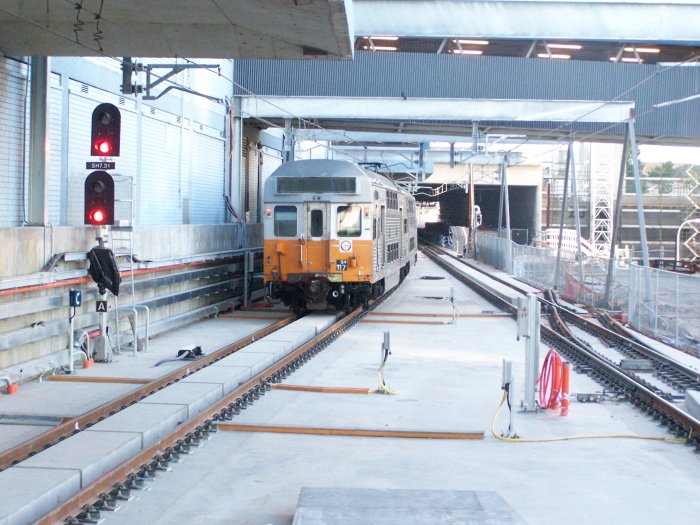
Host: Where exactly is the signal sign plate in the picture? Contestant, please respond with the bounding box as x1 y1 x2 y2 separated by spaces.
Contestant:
86 162 115 170
96 300 108 312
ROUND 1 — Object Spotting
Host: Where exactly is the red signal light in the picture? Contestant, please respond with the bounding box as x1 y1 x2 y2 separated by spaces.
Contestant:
95 139 112 155
90 209 105 224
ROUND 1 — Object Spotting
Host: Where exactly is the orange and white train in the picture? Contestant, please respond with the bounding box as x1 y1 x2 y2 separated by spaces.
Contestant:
263 159 417 312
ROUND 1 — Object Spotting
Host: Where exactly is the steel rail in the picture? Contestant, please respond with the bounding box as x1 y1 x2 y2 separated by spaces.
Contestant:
37 307 365 525
0 314 296 471
541 325 700 437
426 243 700 387
420 244 700 445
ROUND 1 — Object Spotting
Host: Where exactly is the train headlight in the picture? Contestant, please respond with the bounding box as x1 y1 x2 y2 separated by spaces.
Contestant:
265 207 272 218
309 280 322 294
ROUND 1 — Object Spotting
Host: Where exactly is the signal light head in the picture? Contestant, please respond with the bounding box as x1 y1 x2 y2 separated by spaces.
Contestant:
90 103 121 157
95 139 112 155
90 209 106 224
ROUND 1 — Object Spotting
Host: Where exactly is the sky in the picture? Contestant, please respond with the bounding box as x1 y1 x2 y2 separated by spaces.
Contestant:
638 145 700 164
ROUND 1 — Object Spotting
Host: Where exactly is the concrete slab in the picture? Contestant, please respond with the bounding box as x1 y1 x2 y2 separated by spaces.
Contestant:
214 351 274 377
241 340 294 361
0 467 80 525
0 381 140 418
0 423 54 454
19 430 141 488
88 403 188 449
181 366 251 395
138 382 222 419
57 315 277 381
273 329 315 349
292 487 526 525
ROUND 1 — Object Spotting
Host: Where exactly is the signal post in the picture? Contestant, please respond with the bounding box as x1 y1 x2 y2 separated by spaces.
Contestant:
84 103 121 361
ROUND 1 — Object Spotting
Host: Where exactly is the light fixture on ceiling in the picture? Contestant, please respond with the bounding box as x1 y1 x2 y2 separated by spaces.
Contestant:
537 53 570 60
610 56 643 63
624 46 660 53
546 43 582 50
453 39 489 45
451 49 483 55
362 45 397 51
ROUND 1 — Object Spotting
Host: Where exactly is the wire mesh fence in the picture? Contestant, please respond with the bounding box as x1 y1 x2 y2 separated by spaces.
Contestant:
474 231 700 355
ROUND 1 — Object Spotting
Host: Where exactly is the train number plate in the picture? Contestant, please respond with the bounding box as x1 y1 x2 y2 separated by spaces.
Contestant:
336 259 348 271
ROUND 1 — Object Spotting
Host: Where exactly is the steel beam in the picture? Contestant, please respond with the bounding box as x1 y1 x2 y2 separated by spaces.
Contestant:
241 96 633 123
355 1 700 45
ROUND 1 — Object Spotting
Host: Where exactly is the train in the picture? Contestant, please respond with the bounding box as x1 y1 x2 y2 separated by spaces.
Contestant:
263 159 418 312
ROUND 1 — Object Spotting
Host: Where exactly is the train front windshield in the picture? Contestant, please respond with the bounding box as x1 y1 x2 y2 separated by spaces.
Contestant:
337 205 362 237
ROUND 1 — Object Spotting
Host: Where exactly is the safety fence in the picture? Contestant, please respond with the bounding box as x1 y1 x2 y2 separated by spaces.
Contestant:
474 231 700 355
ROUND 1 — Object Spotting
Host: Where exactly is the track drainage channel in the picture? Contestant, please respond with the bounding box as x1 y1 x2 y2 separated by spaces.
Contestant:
420 276 445 280
420 296 447 300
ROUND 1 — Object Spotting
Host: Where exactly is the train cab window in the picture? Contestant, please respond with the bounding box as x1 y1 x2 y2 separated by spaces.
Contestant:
310 209 323 237
274 205 297 237
337 205 362 237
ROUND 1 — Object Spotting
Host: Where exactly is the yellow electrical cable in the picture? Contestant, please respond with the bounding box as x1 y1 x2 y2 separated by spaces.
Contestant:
447 301 460 325
376 355 397 395
491 391 686 444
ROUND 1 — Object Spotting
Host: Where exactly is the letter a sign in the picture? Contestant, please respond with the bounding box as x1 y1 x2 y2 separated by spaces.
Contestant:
96 300 108 312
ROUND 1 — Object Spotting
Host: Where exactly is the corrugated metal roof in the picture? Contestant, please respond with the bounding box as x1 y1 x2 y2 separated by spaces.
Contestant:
233 52 700 141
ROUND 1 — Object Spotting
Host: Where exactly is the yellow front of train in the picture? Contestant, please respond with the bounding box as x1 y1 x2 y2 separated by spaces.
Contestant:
263 160 375 311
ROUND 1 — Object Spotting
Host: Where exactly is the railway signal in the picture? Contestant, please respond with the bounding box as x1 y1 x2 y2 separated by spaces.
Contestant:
84 170 115 225
90 103 121 157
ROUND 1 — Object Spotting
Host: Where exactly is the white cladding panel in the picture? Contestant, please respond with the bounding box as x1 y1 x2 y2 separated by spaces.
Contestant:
258 148 282 223
48 75 63 224
190 126 224 224
140 110 182 224
0 58 27 226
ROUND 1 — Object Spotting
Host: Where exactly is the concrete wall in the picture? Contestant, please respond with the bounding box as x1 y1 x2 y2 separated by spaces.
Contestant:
0 224 263 378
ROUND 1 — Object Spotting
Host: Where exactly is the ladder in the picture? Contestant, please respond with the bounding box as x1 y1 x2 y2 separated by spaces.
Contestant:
109 174 137 355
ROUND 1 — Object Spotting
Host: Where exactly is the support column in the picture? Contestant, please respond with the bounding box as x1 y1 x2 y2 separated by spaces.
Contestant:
554 145 571 289
231 97 244 216
28 56 50 226
603 124 630 308
628 116 653 307
569 141 585 287
283 119 295 163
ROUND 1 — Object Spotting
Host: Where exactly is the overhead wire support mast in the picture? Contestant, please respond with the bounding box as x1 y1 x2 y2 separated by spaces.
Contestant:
132 62 224 102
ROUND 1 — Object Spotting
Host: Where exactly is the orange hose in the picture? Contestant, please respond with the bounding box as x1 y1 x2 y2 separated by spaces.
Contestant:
538 349 563 409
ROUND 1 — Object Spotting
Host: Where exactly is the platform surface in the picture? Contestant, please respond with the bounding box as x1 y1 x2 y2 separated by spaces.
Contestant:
94 255 700 525
292 487 527 525
4 255 700 525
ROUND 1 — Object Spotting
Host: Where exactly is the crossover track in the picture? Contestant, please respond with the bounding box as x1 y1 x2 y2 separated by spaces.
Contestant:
421 244 700 449
0 315 297 472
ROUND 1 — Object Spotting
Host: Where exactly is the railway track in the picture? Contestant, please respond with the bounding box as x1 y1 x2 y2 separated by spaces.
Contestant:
35 289 398 525
421 243 700 450
0 314 297 472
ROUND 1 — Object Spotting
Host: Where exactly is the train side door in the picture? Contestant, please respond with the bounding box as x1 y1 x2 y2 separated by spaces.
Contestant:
304 202 329 272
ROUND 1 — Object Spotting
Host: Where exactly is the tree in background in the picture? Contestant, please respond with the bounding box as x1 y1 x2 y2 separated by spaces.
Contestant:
647 161 676 195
